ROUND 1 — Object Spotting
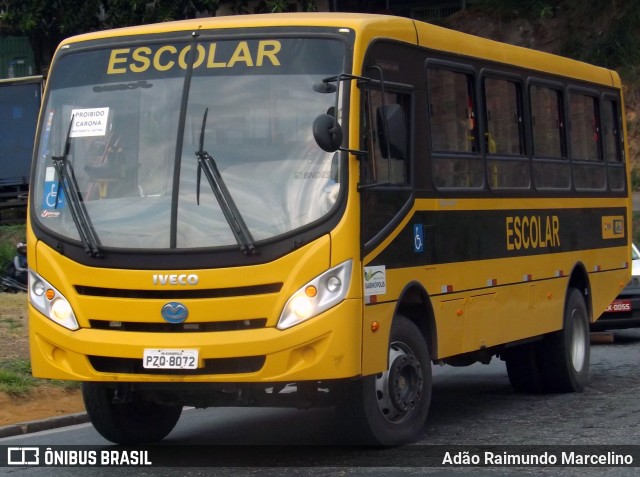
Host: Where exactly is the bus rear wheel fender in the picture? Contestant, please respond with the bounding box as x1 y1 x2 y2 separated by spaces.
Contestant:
82 382 183 445
337 315 432 445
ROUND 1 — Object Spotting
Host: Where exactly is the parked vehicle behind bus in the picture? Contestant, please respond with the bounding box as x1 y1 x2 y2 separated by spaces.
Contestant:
592 243 640 331
27 13 631 445
0 76 42 201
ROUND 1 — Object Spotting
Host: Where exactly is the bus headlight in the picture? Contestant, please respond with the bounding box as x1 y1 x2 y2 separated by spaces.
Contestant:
28 270 79 331
277 260 352 330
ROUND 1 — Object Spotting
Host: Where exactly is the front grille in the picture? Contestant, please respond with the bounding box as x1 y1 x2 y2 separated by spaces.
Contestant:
89 318 267 332
88 355 266 375
75 283 282 299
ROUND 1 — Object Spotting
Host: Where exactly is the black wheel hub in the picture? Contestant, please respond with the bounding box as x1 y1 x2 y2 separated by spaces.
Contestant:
388 352 423 413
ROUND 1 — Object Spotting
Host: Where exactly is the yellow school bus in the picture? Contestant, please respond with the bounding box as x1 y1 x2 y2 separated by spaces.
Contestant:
27 12 631 445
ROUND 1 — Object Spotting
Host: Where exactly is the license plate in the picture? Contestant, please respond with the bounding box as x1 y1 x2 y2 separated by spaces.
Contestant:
605 300 631 313
143 349 199 369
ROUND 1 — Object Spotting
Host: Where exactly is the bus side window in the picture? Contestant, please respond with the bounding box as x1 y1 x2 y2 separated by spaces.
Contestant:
427 68 477 153
426 66 482 189
603 98 626 191
570 91 605 191
483 76 529 189
531 84 564 159
530 83 569 189
362 89 410 185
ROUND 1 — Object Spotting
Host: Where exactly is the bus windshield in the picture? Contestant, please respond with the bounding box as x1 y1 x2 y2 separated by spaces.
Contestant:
32 36 346 250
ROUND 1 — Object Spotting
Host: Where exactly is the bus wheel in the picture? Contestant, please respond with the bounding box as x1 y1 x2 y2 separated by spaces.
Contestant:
82 383 182 445
539 287 590 392
504 287 589 394
338 315 432 445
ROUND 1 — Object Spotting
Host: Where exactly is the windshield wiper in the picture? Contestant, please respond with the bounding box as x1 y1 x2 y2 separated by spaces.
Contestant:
52 116 103 258
195 108 256 256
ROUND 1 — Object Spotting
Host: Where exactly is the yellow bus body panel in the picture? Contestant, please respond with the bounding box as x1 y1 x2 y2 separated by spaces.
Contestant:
362 197 630 360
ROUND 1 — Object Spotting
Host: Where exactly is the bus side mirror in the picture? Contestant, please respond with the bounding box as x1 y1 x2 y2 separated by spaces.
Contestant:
313 113 343 153
377 104 407 159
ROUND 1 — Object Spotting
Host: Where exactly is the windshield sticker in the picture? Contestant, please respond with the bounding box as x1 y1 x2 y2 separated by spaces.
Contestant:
364 265 386 296
41 166 65 214
70 107 109 137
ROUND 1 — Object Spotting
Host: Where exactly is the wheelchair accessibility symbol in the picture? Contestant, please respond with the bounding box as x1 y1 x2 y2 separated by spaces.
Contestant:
42 181 65 210
414 223 424 253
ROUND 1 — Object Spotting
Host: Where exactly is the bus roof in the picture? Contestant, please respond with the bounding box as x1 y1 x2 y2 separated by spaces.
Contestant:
59 12 619 88
58 12 415 44
412 21 618 88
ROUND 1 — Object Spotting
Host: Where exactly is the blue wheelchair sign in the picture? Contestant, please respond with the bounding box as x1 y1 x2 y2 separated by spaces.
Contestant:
413 224 424 253
42 181 65 210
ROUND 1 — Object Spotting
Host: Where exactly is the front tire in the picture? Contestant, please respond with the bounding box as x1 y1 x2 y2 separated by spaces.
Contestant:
82 383 183 445
338 315 432 445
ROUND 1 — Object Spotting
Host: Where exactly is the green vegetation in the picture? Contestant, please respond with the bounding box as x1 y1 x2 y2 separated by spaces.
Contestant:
0 314 22 332
0 358 79 396
0 280 81 397
0 359 37 396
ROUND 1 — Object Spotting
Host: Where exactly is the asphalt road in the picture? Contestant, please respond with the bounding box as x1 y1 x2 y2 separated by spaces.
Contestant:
1 329 639 476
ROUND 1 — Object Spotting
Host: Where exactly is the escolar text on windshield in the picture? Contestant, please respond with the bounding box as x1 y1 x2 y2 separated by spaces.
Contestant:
107 40 282 74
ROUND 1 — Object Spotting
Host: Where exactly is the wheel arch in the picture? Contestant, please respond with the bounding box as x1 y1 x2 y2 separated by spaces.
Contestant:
394 281 438 360
567 262 592 322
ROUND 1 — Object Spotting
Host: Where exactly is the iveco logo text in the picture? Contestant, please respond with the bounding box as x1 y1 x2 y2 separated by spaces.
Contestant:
152 274 199 285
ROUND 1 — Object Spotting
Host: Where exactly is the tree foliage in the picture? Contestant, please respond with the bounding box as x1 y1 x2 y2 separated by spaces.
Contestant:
0 0 103 72
1 0 318 73
0 0 220 73
102 0 221 28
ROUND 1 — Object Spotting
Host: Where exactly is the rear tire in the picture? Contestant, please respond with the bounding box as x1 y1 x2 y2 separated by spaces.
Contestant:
82 383 182 445
539 287 590 392
504 287 589 394
337 315 432 445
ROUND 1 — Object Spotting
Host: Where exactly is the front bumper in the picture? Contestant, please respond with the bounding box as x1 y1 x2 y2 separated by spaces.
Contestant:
29 298 363 383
